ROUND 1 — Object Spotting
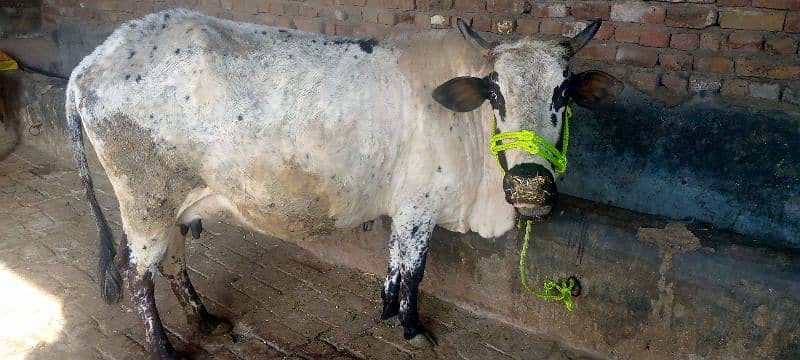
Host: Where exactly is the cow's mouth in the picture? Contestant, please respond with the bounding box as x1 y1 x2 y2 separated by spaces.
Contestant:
502 163 557 219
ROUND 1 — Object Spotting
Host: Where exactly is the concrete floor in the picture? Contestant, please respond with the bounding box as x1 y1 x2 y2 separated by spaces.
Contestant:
0 144 596 359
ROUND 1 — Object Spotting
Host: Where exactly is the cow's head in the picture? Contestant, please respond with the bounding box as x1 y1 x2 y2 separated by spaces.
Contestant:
433 18 621 219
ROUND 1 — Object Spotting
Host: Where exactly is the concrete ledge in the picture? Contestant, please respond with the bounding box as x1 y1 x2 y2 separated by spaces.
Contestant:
299 197 800 358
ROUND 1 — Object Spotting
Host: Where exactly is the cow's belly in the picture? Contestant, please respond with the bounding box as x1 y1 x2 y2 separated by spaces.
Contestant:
180 153 379 240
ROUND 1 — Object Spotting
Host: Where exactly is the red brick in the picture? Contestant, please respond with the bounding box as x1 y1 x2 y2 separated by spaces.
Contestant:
721 79 749 96
661 73 688 94
571 1 611 20
765 36 799 54
700 33 722 51
786 13 800 33
470 15 492 32
719 9 786 31
414 14 429 29
487 0 527 13
575 43 617 61
615 25 640 43
736 58 800 79
366 0 413 9
539 19 563 35
516 18 539 34
294 18 324 33
417 0 453 10
659 52 693 71
694 57 734 73
629 71 659 92
377 11 398 25
298 5 319 17
616 45 659 67
454 0 486 12
716 0 750 6
670 33 699 51
532 3 567 17
639 27 669 47
665 5 717 29
335 23 353 36
610 1 665 23
274 16 295 29
354 23 387 37
728 32 764 51
594 23 615 40
341 0 367 6
752 0 800 10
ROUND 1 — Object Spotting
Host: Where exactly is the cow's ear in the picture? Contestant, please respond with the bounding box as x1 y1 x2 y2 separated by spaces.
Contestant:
432 76 489 112
569 70 623 108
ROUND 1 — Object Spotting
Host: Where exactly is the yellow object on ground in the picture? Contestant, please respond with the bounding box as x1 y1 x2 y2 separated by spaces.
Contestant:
0 52 19 71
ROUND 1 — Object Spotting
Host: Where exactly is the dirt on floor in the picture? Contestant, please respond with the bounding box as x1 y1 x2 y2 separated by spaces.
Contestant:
0 144 598 360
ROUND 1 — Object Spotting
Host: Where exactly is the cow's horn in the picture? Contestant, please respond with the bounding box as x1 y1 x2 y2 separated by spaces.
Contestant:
562 18 602 57
457 18 491 56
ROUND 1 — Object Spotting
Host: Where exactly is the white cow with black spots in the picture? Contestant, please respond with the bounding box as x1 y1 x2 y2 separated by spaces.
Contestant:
66 8 619 358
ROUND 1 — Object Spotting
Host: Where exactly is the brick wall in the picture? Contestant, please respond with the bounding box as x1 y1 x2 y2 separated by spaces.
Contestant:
40 0 800 108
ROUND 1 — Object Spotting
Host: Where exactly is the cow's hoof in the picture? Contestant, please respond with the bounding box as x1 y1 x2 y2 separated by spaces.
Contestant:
408 332 436 349
199 315 233 337
380 303 399 320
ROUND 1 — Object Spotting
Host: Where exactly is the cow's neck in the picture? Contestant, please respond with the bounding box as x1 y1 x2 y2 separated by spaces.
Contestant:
465 106 517 238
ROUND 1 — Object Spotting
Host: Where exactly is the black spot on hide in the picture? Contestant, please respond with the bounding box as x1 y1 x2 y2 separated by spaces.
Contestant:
278 29 287 33
563 68 569 78
551 81 570 112
358 39 378 53
149 114 154 119
161 24 166 29
135 75 142 82
262 31 267 35
128 51 136 59
437 166 442 172
411 225 419 236
551 113 558 127
312 39 316 43
425 193 430 198
237 114 243 121
174 48 181 54
152 45 157 50
323 41 328 45
124 74 130 80
354 55 358 59
164 13 170 19
184 96 190 101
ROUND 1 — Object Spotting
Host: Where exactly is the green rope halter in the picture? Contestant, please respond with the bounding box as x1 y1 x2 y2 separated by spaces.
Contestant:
489 104 578 312
489 104 571 174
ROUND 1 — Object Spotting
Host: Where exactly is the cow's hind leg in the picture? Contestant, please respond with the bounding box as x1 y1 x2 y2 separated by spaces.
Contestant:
383 214 437 348
380 233 401 320
119 234 178 359
159 225 232 336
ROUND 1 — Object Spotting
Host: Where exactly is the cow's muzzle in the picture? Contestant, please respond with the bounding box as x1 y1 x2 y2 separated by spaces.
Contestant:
502 163 557 219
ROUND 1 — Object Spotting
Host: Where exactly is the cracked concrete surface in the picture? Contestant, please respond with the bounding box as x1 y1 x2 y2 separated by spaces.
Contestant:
0 144 597 359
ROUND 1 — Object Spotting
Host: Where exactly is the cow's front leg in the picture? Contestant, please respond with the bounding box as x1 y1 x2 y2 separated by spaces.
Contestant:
159 226 232 336
384 214 436 348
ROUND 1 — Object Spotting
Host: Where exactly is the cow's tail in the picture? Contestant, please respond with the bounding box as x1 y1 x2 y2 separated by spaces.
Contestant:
66 85 122 304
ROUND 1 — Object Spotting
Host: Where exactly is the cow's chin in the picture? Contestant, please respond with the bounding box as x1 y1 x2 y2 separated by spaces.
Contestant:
514 204 553 219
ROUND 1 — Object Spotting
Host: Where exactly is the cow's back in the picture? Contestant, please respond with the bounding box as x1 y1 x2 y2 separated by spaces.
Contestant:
70 9 415 238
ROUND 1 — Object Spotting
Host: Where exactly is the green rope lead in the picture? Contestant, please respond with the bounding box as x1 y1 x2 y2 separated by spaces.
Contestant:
519 220 577 311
